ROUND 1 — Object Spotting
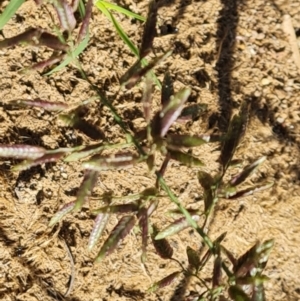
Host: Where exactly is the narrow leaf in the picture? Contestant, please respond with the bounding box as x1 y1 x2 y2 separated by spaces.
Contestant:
71 0 80 12
167 134 217 148
212 255 222 288
146 153 155 172
0 28 41 49
168 149 204 167
12 152 65 171
74 170 98 211
45 33 89 75
198 170 215 212
229 157 267 187
38 32 68 51
178 103 208 121
88 213 110 251
77 0 93 43
228 285 251 301
236 275 269 286
198 170 215 191
200 232 227 268
142 75 153 125
155 215 200 240
219 101 249 173
29 54 65 72
92 203 139 215
234 239 274 277
152 87 191 138
49 201 76 227
161 72 173 109
52 0 76 33
0 0 25 30
96 1 139 57
139 0 157 58
0 144 45 159
151 225 173 259
252 282 266 301
138 199 159 262
120 50 172 89
221 245 237 267
33 0 44 5
148 271 180 292
95 215 136 262
186 246 201 270
168 208 200 216
156 154 170 181
64 143 103 162
138 207 148 263
9 99 68 111
224 182 274 199
100 0 145 21
83 153 139 171
146 199 159 216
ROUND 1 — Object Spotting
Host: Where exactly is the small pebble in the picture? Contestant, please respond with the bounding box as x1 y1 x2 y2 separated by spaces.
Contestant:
261 78 271 86
276 117 285 123
61 172 68 179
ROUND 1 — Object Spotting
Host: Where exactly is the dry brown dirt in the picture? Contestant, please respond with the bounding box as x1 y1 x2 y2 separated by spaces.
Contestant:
0 0 300 300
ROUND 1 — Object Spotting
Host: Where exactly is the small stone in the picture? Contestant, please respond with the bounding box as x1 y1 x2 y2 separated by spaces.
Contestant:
276 117 285 124
254 90 262 97
61 172 68 179
261 78 271 86
256 33 265 40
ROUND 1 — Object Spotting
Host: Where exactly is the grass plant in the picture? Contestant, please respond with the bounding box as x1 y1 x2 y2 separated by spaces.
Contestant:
0 1 274 300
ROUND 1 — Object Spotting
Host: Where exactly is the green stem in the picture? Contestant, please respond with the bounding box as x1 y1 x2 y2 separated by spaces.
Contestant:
157 173 214 251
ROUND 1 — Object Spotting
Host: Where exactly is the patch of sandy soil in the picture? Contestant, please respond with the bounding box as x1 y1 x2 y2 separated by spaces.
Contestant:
0 0 300 300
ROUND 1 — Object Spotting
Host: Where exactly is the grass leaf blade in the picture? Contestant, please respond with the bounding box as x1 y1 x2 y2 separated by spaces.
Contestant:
92 203 139 214
49 201 76 227
167 134 217 148
45 33 89 75
52 0 76 33
161 72 174 109
147 271 180 292
88 213 110 251
9 99 68 111
12 152 65 171
0 28 40 49
158 87 191 137
139 0 157 58
77 0 93 43
74 170 98 211
219 101 249 173
95 1 138 56
155 215 200 240
168 149 204 167
99 0 145 21
0 0 25 30
83 153 139 171
0 144 46 159
151 224 173 259
228 285 251 301
229 157 267 187
121 50 172 89
186 246 201 270
225 182 274 199
95 215 136 262
138 207 148 263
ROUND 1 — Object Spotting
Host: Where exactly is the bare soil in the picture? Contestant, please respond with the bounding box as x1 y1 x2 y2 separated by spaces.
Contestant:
0 0 300 300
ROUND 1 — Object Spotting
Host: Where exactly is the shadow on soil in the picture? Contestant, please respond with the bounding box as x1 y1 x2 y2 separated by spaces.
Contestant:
0 223 82 301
